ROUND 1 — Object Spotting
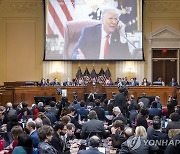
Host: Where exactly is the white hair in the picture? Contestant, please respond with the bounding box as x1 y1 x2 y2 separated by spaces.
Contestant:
101 6 121 18
113 107 121 113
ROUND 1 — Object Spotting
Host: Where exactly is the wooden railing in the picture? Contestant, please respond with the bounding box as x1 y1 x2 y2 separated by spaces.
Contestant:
0 85 179 106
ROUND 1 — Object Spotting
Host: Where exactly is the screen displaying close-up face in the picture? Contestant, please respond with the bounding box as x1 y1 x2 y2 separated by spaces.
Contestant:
45 0 143 60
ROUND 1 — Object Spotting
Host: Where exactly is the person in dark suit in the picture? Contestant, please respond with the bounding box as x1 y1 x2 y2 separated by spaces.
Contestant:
63 78 72 86
80 110 105 139
114 86 127 114
51 78 61 86
91 99 105 121
50 122 70 154
148 118 169 154
26 121 40 148
148 102 162 120
169 77 178 86
72 7 130 59
78 136 103 154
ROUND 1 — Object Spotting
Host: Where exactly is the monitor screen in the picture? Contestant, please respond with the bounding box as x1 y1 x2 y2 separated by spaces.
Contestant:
44 0 144 61
34 96 56 105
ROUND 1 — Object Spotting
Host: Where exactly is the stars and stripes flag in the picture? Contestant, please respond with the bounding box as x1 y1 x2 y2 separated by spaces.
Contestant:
47 0 75 38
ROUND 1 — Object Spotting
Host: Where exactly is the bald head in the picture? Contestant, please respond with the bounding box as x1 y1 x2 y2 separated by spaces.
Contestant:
89 135 100 147
124 127 134 139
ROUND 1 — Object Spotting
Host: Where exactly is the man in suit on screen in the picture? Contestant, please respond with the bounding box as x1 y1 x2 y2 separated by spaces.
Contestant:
71 7 130 60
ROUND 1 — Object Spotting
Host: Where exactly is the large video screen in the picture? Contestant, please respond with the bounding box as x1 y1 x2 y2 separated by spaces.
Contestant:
45 0 143 60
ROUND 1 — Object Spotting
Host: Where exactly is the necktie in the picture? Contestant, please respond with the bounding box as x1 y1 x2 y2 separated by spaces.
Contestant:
104 35 110 59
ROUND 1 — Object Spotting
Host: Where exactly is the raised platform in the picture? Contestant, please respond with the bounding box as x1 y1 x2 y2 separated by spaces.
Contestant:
0 85 179 106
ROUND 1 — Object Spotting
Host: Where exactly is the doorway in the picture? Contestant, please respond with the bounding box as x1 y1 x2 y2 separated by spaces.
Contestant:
152 49 178 85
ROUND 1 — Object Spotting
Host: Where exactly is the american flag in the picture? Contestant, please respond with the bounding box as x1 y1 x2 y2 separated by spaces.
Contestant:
47 0 75 38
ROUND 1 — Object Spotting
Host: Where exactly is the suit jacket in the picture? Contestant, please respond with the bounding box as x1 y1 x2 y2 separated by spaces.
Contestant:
81 119 105 138
50 132 70 154
72 24 130 59
169 81 178 86
114 93 127 113
78 147 103 154
30 130 40 148
92 106 105 121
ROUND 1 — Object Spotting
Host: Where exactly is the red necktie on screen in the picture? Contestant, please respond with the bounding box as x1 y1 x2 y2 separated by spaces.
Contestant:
104 35 110 59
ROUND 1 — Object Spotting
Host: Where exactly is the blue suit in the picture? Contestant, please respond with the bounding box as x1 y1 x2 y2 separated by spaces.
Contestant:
30 130 40 148
72 24 130 59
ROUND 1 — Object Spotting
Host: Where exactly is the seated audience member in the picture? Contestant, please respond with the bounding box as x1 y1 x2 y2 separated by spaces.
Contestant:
7 116 23 132
138 101 144 110
78 135 103 154
165 133 180 154
112 107 126 125
6 126 24 154
34 117 43 129
51 122 70 154
73 100 81 110
66 123 76 142
100 99 108 113
136 108 149 130
80 110 105 139
167 101 175 118
6 102 17 119
33 102 45 118
148 102 162 120
12 134 33 154
111 120 126 148
141 78 151 86
104 102 114 125
168 94 178 107
129 103 139 124
128 94 138 111
44 105 57 125
151 96 162 109
0 106 6 127
38 125 58 154
36 112 51 125
61 115 71 125
138 93 150 108
63 78 72 86
18 107 32 122
77 101 89 120
166 112 180 134
120 126 157 154
148 118 169 154
147 116 160 139
91 99 105 121
26 121 40 148
49 101 58 115
51 78 61 86
68 107 82 129
169 77 178 86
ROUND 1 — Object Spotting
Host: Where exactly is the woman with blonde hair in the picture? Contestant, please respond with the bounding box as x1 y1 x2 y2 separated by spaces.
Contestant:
120 126 158 154
135 126 147 138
